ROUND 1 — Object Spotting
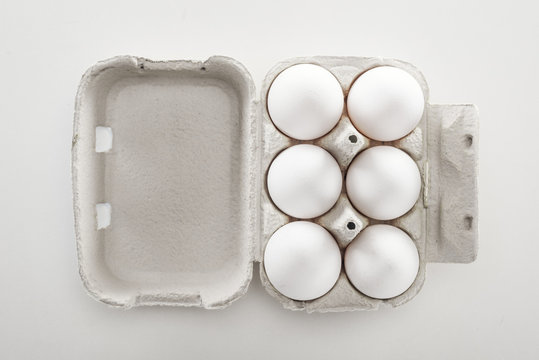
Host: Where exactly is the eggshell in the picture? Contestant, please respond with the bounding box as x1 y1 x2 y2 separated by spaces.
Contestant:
267 64 344 140
264 221 342 301
344 224 419 299
267 144 342 219
347 66 424 141
346 146 421 220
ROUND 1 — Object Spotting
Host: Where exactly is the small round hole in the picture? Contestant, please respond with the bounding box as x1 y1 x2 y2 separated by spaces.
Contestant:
347 222 356 230
348 135 358 143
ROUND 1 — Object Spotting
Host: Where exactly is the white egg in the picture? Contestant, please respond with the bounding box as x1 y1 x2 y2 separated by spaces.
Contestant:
267 64 344 140
347 66 425 141
344 224 419 299
264 221 342 301
267 144 342 219
346 146 421 220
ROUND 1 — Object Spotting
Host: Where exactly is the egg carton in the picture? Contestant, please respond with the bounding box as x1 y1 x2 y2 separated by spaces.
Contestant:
72 55 478 311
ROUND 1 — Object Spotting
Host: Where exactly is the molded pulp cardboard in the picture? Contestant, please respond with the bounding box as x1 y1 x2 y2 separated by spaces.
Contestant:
72 56 478 311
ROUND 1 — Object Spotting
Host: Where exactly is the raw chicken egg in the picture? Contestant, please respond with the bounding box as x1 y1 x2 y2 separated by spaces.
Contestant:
344 224 419 299
267 64 343 140
267 144 342 219
264 221 342 301
347 66 424 141
346 146 421 220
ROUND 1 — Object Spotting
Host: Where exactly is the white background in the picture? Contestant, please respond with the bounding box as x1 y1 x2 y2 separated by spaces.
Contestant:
1 0 538 358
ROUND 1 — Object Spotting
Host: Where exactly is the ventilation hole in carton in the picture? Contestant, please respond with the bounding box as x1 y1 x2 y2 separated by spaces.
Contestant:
347 221 356 230
95 126 113 153
200 66 206 71
465 134 473 147
96 203 111 230
139 62 145 70
348 135 358 143
464 216 473 230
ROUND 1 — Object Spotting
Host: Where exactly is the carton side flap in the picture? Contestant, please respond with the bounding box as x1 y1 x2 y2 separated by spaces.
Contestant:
426 104 479 263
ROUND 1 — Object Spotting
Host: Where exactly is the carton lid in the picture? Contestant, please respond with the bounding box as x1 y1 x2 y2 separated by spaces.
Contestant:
73 55 259 308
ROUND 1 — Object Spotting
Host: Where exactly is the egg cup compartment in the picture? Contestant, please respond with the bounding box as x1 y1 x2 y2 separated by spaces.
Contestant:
73 55 478 311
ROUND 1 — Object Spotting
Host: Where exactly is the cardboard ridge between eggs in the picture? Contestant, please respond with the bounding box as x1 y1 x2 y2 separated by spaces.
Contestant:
72 55 479 311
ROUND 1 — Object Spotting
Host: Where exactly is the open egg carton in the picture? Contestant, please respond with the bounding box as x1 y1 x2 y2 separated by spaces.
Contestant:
72 55 478 311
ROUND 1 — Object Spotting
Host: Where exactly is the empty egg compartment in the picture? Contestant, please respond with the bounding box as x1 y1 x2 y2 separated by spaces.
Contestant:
258 57 433 312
